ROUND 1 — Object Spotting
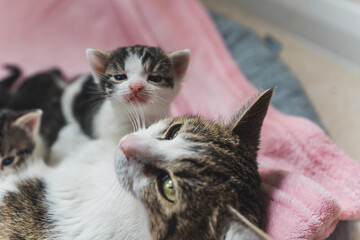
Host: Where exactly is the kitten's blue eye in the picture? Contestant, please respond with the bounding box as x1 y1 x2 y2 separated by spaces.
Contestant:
114 74 127 81
148 75 162 83
2 156 15 166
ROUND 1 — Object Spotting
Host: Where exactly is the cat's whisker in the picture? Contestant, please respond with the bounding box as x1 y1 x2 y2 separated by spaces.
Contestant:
112 96 137 132
125 100 140 132
132 102 142 132
139 104 146 130
150 99 169 119
127 104 139 132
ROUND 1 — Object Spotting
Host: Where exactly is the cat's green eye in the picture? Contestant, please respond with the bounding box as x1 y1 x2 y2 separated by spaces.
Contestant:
165 124 181 140
161 174 175 202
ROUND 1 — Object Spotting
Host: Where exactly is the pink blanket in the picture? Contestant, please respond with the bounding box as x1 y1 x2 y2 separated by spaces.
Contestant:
1 0 359 239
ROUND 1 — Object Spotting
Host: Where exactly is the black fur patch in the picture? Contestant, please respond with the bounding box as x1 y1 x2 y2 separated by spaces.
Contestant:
163 213 177 240
7 69 66 147
72 75 105 138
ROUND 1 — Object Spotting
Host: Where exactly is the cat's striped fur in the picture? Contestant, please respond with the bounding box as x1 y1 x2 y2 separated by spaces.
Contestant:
0 109 43 178
0 89 273 240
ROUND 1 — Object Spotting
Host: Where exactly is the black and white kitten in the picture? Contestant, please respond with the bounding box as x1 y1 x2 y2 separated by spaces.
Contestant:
61 45 190 142
0 89 273 240
0 66 66 163
7 68 67 149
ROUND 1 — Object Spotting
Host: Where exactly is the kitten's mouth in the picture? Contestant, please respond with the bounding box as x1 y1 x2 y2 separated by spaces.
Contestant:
125 93 148 104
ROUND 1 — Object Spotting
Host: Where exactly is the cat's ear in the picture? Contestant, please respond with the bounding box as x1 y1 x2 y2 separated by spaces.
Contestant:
227 88 273 149
12 109 42 137
168 49 190 78
224 206 272 240
86 48 109 83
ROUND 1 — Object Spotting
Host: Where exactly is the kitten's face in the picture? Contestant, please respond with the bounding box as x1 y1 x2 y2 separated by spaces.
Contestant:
115 90 274 240
0 109 41 177
87 45 190 110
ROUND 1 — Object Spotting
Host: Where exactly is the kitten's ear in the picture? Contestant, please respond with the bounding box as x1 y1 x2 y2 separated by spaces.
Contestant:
227 89 273 149
13 109 42 137
86 48 109 83
224 206 272 240
168 49 190 78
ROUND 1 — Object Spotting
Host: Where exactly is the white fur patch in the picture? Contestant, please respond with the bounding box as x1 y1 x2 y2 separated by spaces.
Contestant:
125 54 144 78
61 75 88 125
47 139 152 239
93 100 134 142
49 124 91 166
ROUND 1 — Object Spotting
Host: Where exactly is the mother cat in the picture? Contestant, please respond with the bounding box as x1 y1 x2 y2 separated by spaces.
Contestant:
0 89 273 240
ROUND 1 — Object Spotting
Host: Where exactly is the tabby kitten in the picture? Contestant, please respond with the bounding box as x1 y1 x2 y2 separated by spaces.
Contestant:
62 45 190 142
0 109 43 178
0 89 273 240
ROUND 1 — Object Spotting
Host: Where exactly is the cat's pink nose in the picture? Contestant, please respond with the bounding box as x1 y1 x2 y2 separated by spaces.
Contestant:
129 83 144 94
120 134 138 159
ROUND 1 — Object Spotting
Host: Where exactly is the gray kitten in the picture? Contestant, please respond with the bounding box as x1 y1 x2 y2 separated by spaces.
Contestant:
0 89 273 240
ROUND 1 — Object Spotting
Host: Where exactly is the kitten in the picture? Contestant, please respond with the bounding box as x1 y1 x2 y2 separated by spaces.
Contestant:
0 89 273 240
61 45 190 142
0 65 20 108
7 68 67 149
0 109 43 178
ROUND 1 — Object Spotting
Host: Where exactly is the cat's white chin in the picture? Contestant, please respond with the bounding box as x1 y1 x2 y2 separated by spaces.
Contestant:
114 142 137 194
114 137 151 198
124 93 148 104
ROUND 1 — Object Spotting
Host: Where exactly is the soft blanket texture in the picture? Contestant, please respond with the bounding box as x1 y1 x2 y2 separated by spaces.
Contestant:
0 0 359 239
209 10 352 240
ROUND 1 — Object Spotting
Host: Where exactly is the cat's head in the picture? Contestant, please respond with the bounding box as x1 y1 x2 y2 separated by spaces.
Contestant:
86 45 190 111
115 89 273 240
0 109 42 177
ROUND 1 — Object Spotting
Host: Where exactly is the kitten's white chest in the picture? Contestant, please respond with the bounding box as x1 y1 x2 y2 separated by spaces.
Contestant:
93 100 133 142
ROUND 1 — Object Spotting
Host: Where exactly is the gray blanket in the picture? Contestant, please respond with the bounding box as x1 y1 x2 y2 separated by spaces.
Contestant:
209 10 323 128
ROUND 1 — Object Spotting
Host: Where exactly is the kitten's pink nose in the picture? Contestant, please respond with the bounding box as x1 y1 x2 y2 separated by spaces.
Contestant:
120 134 138 159
129 83 144 94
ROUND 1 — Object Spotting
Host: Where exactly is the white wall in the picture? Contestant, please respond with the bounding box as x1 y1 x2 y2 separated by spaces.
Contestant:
227 0 360 69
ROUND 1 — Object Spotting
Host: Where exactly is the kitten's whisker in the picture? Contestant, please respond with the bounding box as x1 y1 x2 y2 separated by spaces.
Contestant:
139 104 146 129
127 101 140 132
123 105 136 133
111 96 137 132
150 98 169 118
